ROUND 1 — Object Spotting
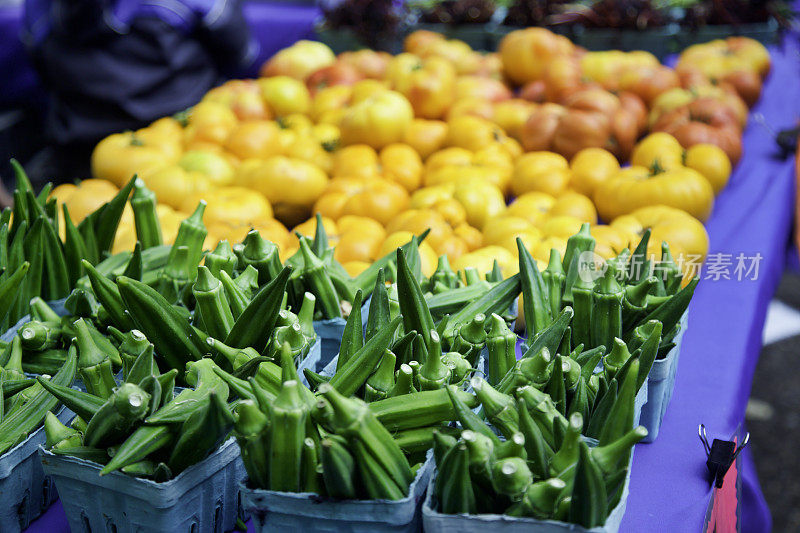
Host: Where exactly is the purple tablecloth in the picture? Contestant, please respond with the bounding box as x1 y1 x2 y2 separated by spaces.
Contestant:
13 14 799 533
620 35 800 532
0 1 319 105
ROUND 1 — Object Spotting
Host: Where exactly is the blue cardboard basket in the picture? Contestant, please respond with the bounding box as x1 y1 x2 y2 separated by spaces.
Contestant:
0 407 73 533
241 451 434 532
312 298 371 372
639 310 689 443
39 438 245 533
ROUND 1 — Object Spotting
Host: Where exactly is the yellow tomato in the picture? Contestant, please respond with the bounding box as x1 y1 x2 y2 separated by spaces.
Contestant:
505 192 556 226
311 123 341 149
340 90 414 149
257 76 311 116
548 192 597 224
493 99 536 142
454 223 483 251
179 186 272 227
569 148 620 197
335 229 384 264
185 101 238 146
453 246 516 277
139 165 212 210
452 179 506 230
534 237 568 264
594 165 715 222
380 144 423 192
294 215 338 240
91 131 176 188
541 215 584 239
481 216 533 246
155 204 186 245
339 179 411 226
178 151 234 187
627 205 709 261
224 120 282 160
386 209 453 252
311 85 352 122
242 156 329 227
409 184 455 210
425 147 473 173
496 227 542 258
332 145 380 179
379 231 417 257
402 119 448 159
260 40 336 81
445 115 505 152
350 79 389 103
337 215 386 241
284 137 334 174
591 225 632 258
278 113 314 135
434 235 469 261
631 132 684 170
386 54 456 120
684 143 731 194
433 198 467 227
512 152 571 197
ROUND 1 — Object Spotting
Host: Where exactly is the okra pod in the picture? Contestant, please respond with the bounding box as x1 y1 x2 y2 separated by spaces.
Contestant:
486 313 517 386
436 443 476 514
365 350 396 402
518 238 551 337
99 424 174 475
225 266 291 352
336 289 364 371
130 179 163 249
417 331 450 391
36 376 105 421
84 382 152 448
569 441 608 528
193 266 235 341
353 438 407 500
268 380 309 492
83 260 136 331
233 399 271 489
598 358 639 446
168 390 234 473
397 248 436 352
320 436 357 499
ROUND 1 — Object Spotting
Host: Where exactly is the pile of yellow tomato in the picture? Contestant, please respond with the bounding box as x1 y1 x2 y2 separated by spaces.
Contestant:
76 29 769 278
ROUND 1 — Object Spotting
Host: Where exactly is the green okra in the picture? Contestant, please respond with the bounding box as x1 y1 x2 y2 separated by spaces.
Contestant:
61 206 90 286
451 313 486 367
569 441 608 528
371 386 479 431
268 380 308 492
472 376 519 438
365 349 397 402
203 240 237 278
2 378 35 398
126 344 158 385
193 266 235 341
542 248 566 319
328 316 401 397
397 248 436 353
417 331 450 391
436 443 476 514
168 390 234 473
626 229 651 284
298 239 340 319
320 383 413 489
545 354 567 416
442 274 521 343
522 306 573 359
441 351 472 384
430 255 460 291
99 424 174 475
353 437 407 500
122 242 143 282
83 260 136 331
518 238 551 337
119 268 210 373
517 398 552 478
336 289 364 372
168 201 207 275
0 350 77 455
233 399 271 489
320 436 357 499
386 363 416 397
225 267 291 352
508 478 566 518
549 412 583 481
117 329 151 380
81 175 137 256
84 382 152 448
591 268 624 352
74 319 117 399
241 230 282 285
36 376 105 421
19 320 61 351
130 178 163 249
486 313 517 386
44 411 82 450
598 358 639 446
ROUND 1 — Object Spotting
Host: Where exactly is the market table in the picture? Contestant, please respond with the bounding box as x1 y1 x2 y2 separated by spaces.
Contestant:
0 1 319 105
9 14 799 533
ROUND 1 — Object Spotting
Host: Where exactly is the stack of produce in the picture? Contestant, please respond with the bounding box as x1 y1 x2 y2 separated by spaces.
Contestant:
80 30 770 280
